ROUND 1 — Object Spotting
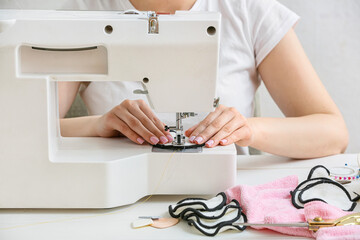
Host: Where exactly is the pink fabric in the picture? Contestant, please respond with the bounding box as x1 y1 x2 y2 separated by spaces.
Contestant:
316 225 360 240
306 202 360 239
225 176 360 239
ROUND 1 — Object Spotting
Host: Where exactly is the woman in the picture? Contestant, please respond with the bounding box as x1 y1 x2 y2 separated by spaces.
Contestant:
59 0 348 158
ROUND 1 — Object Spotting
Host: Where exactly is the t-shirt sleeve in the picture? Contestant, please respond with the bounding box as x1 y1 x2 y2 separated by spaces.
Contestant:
245 0 299 67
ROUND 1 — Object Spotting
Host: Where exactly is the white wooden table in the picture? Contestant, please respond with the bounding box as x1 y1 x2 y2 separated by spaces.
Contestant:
0 154 358 240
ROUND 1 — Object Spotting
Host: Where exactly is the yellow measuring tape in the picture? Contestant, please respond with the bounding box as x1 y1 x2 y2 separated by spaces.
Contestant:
0 151 177 231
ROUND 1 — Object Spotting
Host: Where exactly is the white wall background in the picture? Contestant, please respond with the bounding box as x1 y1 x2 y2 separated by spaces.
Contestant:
1 0 359 152
260 0 360 153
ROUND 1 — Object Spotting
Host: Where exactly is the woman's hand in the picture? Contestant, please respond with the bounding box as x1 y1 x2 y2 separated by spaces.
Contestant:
95 99 173 145
185 105 253 148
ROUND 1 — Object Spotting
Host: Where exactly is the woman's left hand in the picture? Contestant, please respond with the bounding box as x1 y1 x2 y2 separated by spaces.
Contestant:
185 105 254 148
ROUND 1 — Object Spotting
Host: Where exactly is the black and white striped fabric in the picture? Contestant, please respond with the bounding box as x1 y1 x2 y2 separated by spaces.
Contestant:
291 165 360 211
168 192 247 236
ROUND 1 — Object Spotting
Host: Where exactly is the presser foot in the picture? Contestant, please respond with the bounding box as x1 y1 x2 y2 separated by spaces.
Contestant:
152 143 205 153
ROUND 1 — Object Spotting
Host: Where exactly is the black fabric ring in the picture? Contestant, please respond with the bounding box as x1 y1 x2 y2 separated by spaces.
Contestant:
298 180 357 211
307 165 330 180
168 192 227 218
187 212 247 237
182 200 241 220
291 178 333 209
185 206 242 229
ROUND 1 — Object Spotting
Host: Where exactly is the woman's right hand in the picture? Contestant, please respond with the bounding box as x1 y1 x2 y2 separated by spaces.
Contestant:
95 99 173 145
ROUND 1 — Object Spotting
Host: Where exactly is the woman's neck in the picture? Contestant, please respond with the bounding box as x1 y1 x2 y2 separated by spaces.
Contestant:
129 0 197 14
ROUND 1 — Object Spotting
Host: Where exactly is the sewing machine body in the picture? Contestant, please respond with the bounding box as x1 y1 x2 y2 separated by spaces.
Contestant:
0 10 237 208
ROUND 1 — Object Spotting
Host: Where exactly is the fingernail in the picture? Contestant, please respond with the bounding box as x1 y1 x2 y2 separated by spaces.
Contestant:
194 136 203 144
167 134 174 142
220 139 228 145
150 136 159 145
189 136 196 142
160 136 168 144
205 140 214 147
137 138 145 144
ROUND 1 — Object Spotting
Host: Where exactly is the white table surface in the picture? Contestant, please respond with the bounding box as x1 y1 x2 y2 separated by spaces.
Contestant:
0 153 358 240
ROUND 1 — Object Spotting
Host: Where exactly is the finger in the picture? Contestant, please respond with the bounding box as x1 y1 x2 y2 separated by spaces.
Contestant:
114 109 160 145
205 115 246 147
188 106 225 143
195 109 239 145
185 123 199 137
138 101 173 143
218 125 252 147
108 114 146 145
128 104 169 144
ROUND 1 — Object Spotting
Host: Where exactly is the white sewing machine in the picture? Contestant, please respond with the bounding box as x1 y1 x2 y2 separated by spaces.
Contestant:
0 10 236 208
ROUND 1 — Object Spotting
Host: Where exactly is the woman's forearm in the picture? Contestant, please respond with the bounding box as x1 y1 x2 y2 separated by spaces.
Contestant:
248 114 348 159
61 113 348 158
60 116 100 137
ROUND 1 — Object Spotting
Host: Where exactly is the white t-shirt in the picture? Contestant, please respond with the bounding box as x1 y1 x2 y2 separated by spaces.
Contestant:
1 0 299 154
73 0 299 154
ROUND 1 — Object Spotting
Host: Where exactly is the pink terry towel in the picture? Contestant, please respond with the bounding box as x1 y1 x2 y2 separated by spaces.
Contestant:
225 176 360 239
316 225 360 240
306 201 360 240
